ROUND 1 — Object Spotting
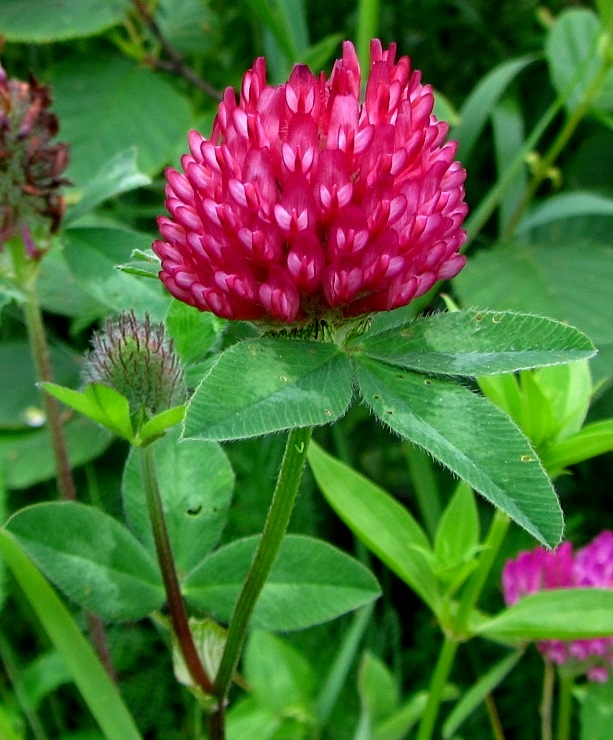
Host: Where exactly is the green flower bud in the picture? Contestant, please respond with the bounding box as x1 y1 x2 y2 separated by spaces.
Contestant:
82 312 185 419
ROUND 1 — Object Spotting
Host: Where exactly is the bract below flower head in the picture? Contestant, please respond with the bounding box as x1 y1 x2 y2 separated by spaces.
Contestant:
154 40 468 327
502 532 613 682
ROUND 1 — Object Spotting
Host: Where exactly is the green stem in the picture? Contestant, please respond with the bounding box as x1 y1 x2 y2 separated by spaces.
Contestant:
11 244 120 681
0 629 49 740
463 28 611 250
555 670 574 740
455 510 511 635
85 612 117 683
416 635 459 740
356 0 380 74
212 426 313 703
138 444 213 696
21 279 76 501
316 603 374 728
541 659 555 740
462 91 562 250
503 57 612 239
416 509 510 740
9 238 74 501
484 693 507 740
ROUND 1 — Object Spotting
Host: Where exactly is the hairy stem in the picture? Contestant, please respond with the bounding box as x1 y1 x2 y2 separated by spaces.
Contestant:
212 427 313 711
139 443 213 695
22 283 76 501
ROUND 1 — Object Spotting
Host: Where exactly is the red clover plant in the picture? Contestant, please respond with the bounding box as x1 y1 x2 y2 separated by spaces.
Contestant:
2 10 613 740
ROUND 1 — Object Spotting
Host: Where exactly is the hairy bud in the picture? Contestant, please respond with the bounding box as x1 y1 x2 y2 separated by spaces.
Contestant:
82 312 186 418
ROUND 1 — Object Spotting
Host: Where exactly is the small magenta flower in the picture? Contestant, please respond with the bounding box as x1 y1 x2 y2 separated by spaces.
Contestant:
502 532 613 682
154 40 467 326
0 60 70 258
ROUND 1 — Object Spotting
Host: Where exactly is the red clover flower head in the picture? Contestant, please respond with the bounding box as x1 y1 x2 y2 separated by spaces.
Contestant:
0 60 69 257
502 532 613 682
154 40 468 327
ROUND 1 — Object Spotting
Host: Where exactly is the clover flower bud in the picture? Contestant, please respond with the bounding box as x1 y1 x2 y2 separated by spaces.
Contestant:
0 60 70 258
82 312 185 418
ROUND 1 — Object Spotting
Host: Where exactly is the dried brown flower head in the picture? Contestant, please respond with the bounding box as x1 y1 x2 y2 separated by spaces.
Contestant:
0 60 70 258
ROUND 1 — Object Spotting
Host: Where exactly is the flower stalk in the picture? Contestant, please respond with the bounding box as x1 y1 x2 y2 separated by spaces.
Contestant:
417 509 511 740
10 242 76 502
555 670 574 740
23 283 77 501
416 635 458 740
541 659 555 740
503 54 612 239
211 426 313 712
2 59 73 499
9 243 121 680
138 442 214 696
455 510 511 634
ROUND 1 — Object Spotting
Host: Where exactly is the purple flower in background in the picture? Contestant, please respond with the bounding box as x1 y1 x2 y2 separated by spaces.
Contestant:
502 532 613 682
154 40 467 326
574 531 613 587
